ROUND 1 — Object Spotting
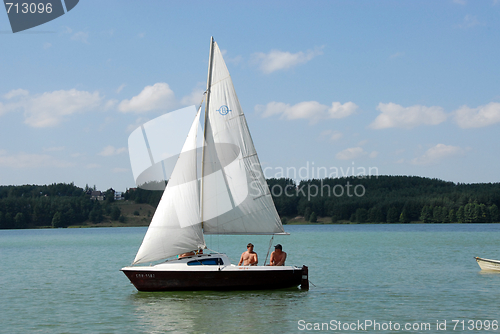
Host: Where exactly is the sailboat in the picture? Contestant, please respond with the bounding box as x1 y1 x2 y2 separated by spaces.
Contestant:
121 37 308 291
474 257 500 271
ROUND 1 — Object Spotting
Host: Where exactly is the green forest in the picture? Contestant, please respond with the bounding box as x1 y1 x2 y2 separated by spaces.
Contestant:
1 175 500 229
267 176 500 224
0 183 121 229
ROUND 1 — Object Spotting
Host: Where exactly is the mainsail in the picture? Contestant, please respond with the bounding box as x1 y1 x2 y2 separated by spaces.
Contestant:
201 39 285 235
133 108 205 264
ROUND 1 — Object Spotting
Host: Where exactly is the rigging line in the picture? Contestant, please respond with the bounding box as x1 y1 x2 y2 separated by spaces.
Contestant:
190 258 207 266
253 192 271 201
242 153 258 159
205 246 220 254
197 90 207 111
209 75 231 87
203 247 238 265
227 113 244 121
264 235 274 265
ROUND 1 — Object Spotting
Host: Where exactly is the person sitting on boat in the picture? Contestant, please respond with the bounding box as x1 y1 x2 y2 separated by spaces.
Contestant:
178 251 195 258
238 243 258 266
269 244 287 266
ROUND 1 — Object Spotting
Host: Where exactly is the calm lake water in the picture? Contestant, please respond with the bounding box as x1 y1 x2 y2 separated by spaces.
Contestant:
1 224 500 333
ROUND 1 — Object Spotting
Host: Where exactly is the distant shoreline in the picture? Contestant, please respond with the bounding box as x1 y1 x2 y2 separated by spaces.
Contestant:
21 219 499 230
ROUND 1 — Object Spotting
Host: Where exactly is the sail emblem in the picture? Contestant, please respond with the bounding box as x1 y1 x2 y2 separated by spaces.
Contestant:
217 105 231 115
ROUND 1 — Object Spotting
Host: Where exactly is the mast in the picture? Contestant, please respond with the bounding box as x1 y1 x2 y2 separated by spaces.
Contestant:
200 36 215 229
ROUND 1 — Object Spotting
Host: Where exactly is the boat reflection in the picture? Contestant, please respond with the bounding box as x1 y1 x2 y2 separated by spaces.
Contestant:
129 289 307 333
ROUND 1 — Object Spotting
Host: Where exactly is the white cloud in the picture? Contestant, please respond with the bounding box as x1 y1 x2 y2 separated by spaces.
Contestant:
116 84 126 94
457 14 483 29
330 131 343 141
43 146 65 152
370 102 447 129
358 140 369 146
390 52 405 59
369 151 379 158
226 55 243 65
61 26 89 43
329 101 357 119
43 43 52 49
252 47 323 73
256 101 357 124
454 102 500 128
336 147 367 160
126 117 150 133
4 89 29 99
0 151 74 168
411 144 465 165
86 163 100 169
99 145 127 156
180 85 205 106
103 29 115 37
219 50 243 65
319 130 343 142
24 89 102 127
1 89 102 127
118 83 177 113
104 99 118 111
453 0 466 5
98 117 115 131
71 31 89 44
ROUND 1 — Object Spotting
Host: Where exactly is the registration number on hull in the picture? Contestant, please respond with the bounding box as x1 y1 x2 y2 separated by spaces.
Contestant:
135 273 155 278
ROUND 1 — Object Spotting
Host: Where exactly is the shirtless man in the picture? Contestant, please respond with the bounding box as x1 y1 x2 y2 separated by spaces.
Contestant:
269 244 287 266
238 243 258 266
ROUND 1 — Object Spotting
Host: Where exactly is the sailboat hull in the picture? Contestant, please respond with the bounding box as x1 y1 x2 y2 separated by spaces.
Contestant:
121 254 307 291
475 257 500 271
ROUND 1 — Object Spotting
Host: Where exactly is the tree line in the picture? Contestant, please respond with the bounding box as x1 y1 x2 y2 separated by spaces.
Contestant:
267 176 500 223
2 176 500 229
102 176 500 224
0 183 120 229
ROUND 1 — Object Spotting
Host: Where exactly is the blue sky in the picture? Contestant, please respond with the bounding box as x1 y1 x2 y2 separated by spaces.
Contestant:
1 0 499 192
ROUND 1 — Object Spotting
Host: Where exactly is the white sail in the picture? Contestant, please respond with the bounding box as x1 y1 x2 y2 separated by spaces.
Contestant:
128 106 202 190
202 40 285 235
133 108 205 264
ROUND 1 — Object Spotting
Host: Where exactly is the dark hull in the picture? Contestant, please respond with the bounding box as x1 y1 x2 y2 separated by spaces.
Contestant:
122 266 307 292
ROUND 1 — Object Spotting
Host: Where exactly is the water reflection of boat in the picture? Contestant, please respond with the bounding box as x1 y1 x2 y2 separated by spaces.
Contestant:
475 257 500 271
131 290 306 333
121 37 308 291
